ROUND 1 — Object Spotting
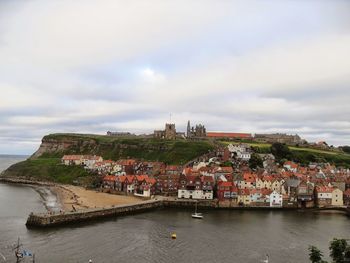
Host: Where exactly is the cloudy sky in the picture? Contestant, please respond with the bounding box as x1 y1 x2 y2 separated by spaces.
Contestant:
0 0 350 154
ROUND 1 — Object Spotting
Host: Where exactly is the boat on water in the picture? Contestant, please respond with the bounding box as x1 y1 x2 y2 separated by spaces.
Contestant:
261 254 269 263
191 202 203 219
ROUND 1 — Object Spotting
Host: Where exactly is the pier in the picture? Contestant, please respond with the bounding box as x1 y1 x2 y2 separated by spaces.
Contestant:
26 200 163 227
25 199 350 227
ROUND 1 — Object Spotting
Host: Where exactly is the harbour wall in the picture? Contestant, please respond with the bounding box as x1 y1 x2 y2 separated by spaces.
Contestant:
26 200 163 227
26 199 309 228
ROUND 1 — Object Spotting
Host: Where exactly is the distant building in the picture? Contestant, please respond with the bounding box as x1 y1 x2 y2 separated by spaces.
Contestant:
106 131 134 137
206 132 253 140
254 133 304 145
187 120 206 138
154 123 177 140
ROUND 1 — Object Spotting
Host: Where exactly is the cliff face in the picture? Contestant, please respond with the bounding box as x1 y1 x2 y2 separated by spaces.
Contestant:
29 133 215 164
30 136 97 159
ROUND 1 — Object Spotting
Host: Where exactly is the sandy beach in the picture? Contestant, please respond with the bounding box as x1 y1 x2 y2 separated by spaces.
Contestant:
54 185 143 212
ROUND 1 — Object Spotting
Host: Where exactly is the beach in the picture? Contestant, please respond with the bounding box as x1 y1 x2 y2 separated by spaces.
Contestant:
54 185 143 212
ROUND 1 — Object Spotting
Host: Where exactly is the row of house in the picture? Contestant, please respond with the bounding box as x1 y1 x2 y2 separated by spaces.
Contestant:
61 153 350 208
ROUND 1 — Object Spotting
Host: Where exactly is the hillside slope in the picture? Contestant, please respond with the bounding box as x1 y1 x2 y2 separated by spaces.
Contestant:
1 133 215 184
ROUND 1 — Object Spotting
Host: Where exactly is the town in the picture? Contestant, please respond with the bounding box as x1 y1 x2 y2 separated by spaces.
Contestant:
61 122 350 209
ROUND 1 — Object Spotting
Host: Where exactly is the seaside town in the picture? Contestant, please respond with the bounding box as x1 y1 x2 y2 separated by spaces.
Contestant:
61 121 350 209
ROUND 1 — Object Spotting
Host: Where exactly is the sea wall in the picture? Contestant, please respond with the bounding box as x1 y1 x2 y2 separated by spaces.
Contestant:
26 200 163 227
26 198 350 228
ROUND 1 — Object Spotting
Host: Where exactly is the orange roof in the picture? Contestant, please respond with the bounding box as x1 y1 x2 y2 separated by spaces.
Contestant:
145 178 156 185
243 172 256 183
118 176 127 183
207 132 252 139
316 186 333 193
218 181 233 187
103 175 117 182
136 175 148 182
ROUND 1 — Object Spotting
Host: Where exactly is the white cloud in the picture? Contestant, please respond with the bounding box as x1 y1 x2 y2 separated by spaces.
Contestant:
0 0 350 153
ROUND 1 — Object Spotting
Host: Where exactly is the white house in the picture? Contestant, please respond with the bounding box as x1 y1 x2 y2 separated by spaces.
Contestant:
269 190 283 207
177 189 213 200
227 144 251 161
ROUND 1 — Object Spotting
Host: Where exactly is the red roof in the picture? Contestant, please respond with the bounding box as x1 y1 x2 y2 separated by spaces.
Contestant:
103 175 117 182
145 178 156 185
218 181 233 187
207 132 252 139
243 172 256 183
316 186 333 193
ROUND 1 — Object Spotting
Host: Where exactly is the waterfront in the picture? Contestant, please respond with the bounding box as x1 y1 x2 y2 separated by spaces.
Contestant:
1 156 350 262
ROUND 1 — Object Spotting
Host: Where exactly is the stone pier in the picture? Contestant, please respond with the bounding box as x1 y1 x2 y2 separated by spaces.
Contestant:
26 200 163 227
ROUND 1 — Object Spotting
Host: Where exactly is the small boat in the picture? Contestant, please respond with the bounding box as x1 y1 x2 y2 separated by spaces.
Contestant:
171 233 177 239
191 202 203 219
261 254 269 263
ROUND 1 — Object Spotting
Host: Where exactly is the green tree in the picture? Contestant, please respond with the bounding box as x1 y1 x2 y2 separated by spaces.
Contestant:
329 238 348 263
309 245 324 263
249 153 263 169
270 142 291 161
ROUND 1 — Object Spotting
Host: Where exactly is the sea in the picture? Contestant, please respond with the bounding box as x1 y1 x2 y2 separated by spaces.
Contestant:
0 155 349 263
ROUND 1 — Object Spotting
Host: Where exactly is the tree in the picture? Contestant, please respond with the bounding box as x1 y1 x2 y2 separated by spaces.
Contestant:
270 142 292 161
309 245 324 263
249 153 263 169
329 238 348 263
340 146 350 154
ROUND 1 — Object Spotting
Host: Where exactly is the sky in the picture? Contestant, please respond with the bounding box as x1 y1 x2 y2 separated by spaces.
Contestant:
0 0 350 154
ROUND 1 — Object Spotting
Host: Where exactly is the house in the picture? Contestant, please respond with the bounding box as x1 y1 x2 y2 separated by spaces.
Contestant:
297 181 314 208
116 159 137 175
238 172 256 189
217 181 234 201
82 155 103 168
125 175 136 194
156 174 180 196
269 190 283 207
250 189 271 206
331 188 343 206
315 186 333 207
201 176 214 199
238 189 251 206
344 189 350 206
102 175 117 190
271 179 285 194
228 144 251 161
283 161 298 173
177 175 202 199
61 155 83 165
134 176 156 198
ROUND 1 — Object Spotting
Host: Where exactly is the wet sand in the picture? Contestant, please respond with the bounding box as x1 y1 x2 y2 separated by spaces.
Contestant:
54 185 143 212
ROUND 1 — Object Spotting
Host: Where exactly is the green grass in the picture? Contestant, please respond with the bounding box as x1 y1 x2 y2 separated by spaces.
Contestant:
2 158 92 184
2 134 216 184
42 133 215 165
218 140 350 167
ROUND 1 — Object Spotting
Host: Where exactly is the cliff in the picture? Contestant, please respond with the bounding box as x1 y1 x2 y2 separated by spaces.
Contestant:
31 133 215 164
1 133 215 184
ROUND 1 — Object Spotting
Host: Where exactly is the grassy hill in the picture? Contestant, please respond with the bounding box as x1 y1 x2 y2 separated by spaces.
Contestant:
1 133 215 184
40 133 215 164
219 141 350 167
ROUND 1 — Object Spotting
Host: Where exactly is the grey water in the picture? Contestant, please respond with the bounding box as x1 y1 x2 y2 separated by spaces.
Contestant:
0 155 349 263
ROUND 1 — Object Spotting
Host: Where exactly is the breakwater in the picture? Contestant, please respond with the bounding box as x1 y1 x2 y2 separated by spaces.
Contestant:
26 200 163 227
25 198 350 227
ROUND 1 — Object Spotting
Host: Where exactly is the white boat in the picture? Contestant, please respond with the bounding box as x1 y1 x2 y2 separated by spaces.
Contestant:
191 202 203 219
